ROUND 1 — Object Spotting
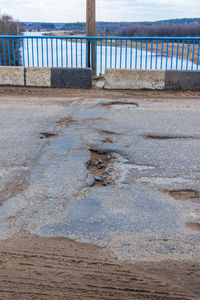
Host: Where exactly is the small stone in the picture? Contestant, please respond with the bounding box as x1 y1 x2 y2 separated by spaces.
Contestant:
121 241 131 247
95 176 103 182
97 164 105 169
98 159 102 164
106 155 111 161
85 173 95 186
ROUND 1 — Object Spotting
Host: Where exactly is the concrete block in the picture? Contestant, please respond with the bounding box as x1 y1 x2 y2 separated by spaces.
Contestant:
0 66 24 86
104 69 165 90
165 71 200 91
25 67 51 87
51 68 92 88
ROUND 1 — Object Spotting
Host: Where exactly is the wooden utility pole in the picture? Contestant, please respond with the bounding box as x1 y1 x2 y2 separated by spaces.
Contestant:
86 0 96 75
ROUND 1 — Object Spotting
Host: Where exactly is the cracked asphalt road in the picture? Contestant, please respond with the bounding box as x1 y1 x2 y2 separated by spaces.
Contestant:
1 92 200 299
1 95 200 263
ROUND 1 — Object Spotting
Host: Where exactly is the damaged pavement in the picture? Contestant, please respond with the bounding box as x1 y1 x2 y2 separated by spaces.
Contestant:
1 95 200 262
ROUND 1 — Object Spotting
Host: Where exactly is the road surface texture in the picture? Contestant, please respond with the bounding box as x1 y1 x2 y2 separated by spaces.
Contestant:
0 88 200 299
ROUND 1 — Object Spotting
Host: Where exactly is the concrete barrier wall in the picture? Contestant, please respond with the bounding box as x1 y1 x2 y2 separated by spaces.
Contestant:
104 69 200 91
25 67 51 87
0 67 92 88
0 67 25 86
0 67 200 90
165 71 200 91
105 69 165 90
51 68 92 88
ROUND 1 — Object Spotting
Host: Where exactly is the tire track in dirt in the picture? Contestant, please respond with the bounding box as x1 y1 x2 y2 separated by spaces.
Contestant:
0 235 199 300
1 86 200 100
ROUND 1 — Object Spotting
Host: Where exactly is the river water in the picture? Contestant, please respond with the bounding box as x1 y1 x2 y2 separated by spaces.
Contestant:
23 32 196 75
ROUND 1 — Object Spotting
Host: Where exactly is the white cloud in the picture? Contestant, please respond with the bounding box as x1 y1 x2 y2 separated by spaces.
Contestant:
0 0 199 22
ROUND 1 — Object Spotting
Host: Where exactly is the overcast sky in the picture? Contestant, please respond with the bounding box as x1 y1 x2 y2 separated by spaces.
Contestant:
0 0 200 23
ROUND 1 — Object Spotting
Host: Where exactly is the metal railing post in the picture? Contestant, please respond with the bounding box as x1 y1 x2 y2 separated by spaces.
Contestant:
86 0 96 75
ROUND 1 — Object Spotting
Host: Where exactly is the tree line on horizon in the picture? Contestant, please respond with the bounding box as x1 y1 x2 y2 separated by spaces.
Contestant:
22 18 200 37
118 23 200 37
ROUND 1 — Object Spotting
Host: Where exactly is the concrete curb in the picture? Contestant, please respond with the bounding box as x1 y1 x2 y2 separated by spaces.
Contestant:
104 69 200 91
0 67 92 88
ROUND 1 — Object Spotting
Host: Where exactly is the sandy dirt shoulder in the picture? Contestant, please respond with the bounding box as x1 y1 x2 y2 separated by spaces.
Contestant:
1 85 200 101
0 234 199 300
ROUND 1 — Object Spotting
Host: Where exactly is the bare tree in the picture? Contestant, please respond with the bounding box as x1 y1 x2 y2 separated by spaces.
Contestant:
0 14 22 66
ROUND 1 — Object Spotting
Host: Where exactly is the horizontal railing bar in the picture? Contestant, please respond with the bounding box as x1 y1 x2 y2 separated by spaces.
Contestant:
0 35 200 41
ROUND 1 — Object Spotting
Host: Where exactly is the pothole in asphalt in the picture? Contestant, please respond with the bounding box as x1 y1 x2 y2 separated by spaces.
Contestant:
56 116 75 128
186 222 200 231
87 147 116 186
161 189 200 204
101 101 139 107
0 173 29 205
40 132 57 139
103 138 113 144
144 135 198 140
96 129 118 136
85 117 108 122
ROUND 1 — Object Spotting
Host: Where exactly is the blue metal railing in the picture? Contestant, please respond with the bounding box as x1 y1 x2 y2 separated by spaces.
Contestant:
0 35 200 75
